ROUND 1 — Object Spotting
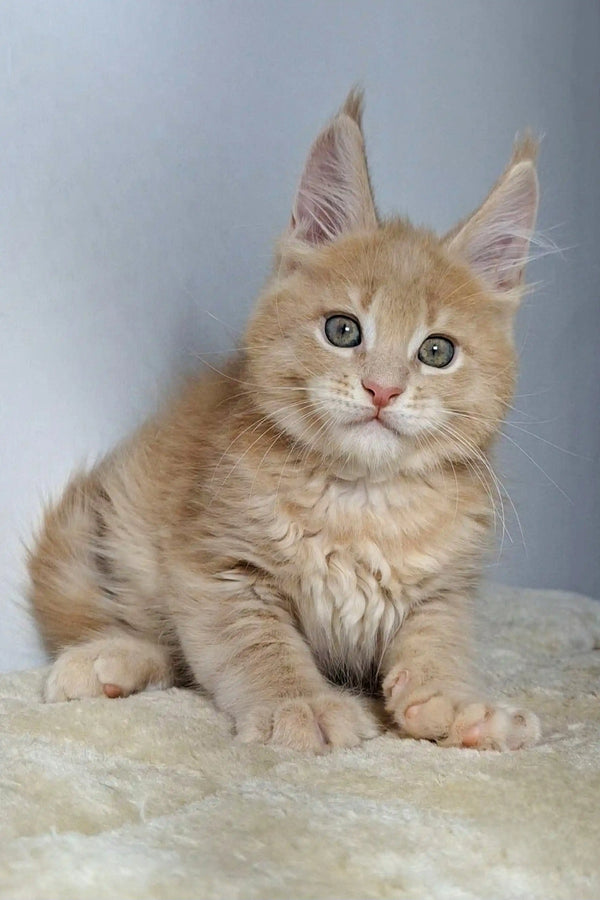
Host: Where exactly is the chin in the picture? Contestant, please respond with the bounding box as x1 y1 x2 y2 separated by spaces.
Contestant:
325 420 409 478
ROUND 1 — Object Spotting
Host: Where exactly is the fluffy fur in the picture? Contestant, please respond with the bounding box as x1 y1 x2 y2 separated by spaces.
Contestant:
29 92 541 752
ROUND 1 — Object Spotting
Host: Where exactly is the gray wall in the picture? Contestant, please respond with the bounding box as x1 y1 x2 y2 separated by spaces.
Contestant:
1 0 598 671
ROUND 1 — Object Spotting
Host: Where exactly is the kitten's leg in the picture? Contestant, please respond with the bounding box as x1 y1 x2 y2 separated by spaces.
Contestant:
382 596 540 751
44 629 174 702
176 588 378 753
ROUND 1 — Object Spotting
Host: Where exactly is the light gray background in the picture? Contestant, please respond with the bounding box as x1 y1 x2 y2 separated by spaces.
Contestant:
1 1 598 671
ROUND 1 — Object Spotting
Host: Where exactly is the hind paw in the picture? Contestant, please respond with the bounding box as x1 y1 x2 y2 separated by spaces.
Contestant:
44 634 173 702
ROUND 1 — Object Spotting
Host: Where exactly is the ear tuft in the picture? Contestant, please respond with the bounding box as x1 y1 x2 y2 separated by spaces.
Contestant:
341 87 365 127
510 130 540 166
288 90 377 247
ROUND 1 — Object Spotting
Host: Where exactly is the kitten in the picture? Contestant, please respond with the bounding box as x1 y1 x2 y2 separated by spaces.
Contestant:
29 91 541 752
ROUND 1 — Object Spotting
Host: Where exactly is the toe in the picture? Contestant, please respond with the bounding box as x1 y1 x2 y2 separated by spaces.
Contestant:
401 695 455 740
315 695 378 746
270 700 327 753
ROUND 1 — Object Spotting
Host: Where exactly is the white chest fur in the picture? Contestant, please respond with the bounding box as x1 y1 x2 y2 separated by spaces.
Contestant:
271 477 423 676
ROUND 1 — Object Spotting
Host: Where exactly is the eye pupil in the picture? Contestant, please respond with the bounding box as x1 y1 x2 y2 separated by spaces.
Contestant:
324 315 362 348
418 335 455 368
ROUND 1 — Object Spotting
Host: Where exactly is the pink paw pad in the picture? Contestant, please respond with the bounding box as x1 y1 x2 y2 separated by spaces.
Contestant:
388 669 409 700
405 703 421 719
460 724 481 747
102 683 124 699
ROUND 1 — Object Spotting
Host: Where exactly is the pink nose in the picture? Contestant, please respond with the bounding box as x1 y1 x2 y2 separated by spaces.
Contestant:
362 379 405 409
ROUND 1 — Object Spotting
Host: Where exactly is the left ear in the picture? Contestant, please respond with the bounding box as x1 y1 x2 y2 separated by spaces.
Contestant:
444 136 539 297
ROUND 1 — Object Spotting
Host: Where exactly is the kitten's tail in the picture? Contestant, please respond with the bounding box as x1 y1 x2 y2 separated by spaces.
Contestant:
28 472 113 653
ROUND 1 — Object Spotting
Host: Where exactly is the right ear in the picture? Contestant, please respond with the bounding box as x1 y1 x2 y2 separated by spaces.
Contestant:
287 90 378 247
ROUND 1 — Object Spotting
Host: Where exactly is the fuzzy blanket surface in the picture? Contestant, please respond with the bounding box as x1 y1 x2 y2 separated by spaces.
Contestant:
1 584 599 900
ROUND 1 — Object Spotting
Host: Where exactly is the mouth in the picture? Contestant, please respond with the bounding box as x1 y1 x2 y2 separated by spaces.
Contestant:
350 413 396 433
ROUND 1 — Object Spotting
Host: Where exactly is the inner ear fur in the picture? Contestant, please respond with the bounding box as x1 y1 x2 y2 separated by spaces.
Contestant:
287 89 378 248
444 135 540 297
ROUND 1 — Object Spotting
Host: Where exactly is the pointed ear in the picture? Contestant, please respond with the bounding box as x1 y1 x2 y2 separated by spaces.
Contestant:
289 90 378 246
445 136 539 296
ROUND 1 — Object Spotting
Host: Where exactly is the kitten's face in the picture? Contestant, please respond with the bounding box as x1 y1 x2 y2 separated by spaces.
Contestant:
245 93 537 479
247 224 516 477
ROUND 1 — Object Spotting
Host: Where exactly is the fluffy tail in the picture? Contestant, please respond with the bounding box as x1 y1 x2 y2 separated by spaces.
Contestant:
28 472 113 653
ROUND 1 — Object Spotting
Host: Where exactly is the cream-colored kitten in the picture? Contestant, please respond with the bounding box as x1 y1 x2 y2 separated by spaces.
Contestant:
29 92 541 752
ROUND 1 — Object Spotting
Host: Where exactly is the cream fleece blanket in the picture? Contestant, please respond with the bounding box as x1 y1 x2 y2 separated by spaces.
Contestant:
1 584 599 900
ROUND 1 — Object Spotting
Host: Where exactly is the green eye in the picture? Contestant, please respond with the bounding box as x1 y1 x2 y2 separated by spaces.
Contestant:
324 315 362 348
418 335 455 368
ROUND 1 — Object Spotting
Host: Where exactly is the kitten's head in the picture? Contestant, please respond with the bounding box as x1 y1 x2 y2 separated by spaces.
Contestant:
246 91 538 479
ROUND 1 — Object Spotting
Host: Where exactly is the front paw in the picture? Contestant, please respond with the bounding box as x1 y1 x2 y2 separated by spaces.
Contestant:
383 666 540 751
235 692 379 753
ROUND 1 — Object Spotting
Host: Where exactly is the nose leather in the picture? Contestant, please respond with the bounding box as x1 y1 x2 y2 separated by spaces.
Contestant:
362 379 405 409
